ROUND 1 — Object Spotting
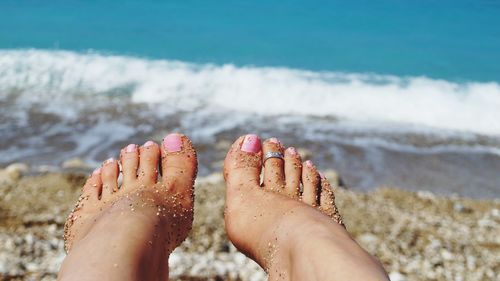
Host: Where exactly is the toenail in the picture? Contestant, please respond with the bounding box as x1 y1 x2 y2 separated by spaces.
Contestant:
319 172 326 179
305 160 314 168
286 147 297 155
268 137 281 145
241 134 261 153
92 167 101 175
104 158 115 165
163 133 182 152
126 144 137 153
143 140 155 147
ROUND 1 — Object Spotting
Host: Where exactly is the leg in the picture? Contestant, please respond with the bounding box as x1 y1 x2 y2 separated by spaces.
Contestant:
58 134 197 281
224 135 389 281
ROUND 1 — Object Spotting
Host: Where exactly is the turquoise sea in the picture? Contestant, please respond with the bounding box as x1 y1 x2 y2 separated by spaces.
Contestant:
1 0 500 198
1 0 500 81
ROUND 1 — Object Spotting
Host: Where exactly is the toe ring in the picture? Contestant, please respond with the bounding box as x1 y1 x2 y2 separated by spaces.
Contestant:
264 151 284 165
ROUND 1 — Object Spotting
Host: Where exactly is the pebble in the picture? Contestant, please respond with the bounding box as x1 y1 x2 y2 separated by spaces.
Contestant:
4 238 15 251
491 208 500 217
417 190 436 200
358 233 379 244
0 163 29 184
389 271 407 281
61 158 90 169
453 202 466 212
1 172 498 281
440 249 453 261
5 163 29 179
323 169 342 187
0 255 9 274
36 165 59 173
47 224 57 235
25 233 35 247
25 262 39 272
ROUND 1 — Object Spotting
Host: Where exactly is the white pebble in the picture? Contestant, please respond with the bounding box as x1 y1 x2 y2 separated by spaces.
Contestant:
389 271 407 281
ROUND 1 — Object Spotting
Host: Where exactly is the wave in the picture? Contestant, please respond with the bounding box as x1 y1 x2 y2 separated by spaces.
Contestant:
1 49 500 136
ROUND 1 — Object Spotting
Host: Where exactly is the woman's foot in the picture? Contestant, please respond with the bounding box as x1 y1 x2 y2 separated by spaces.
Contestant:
58 134 197 281
223 135 389 281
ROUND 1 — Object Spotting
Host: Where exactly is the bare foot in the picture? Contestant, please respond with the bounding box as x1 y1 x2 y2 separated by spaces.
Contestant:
58 134 197 281
224 135 389 281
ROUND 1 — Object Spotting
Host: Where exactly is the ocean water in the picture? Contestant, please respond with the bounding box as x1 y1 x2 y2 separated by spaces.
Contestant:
1 1 500 198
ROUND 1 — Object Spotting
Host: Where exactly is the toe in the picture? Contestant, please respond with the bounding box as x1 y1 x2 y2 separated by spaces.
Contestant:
262 138 286 192
138 140 160 185
284 147 302 198
64 167 102 252
81 167 102 201
319 175 344 226
120 144 139 185
161 133 197 191
223 134 262 188
301 160 320 206
101 158 119 198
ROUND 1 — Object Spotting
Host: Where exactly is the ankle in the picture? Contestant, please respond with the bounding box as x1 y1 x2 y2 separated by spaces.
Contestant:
265 207 384 281
59 209 170 281
286 217 389 281
259 208 340 279
60 230 170 281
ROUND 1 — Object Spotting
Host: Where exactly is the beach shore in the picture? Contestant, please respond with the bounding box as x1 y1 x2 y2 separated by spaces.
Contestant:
0 164 498 281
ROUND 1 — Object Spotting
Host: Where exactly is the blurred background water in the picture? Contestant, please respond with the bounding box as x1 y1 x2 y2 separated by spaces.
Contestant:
1 0 499 198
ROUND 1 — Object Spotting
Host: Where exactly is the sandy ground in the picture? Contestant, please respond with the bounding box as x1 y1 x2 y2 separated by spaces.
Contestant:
0 165 499 281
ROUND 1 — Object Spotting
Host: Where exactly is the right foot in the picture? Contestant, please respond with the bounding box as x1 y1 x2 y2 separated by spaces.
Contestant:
223 135 389 281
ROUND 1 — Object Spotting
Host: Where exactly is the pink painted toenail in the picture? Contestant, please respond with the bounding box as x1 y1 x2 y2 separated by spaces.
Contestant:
286 147 297 155
319 172 326 179
92 167 101 175
163 133 182 152
268 137 281 145
104 158 115 165
241 134 261 153
305 160 314 168
143 140 155 147
126 144 137 152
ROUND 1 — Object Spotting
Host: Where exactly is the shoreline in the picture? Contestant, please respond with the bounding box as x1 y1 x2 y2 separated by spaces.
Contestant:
0 165 499 281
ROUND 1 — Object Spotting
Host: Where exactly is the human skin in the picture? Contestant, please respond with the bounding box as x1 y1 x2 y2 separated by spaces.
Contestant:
58 133 388 281
223 135 389 281
58 134 197 281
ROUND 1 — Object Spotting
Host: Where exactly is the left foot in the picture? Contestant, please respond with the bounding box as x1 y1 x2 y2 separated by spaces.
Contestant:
58 134 197 281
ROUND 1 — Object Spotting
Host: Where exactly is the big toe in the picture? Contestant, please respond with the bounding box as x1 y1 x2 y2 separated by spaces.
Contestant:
160 133 197 199
223 134 263 189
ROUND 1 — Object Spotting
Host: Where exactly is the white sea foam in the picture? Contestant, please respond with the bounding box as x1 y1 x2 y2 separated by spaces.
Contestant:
1 49 500 136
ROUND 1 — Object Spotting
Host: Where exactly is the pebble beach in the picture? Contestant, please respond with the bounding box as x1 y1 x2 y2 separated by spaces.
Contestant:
0 163 498 281
2 2 500 281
